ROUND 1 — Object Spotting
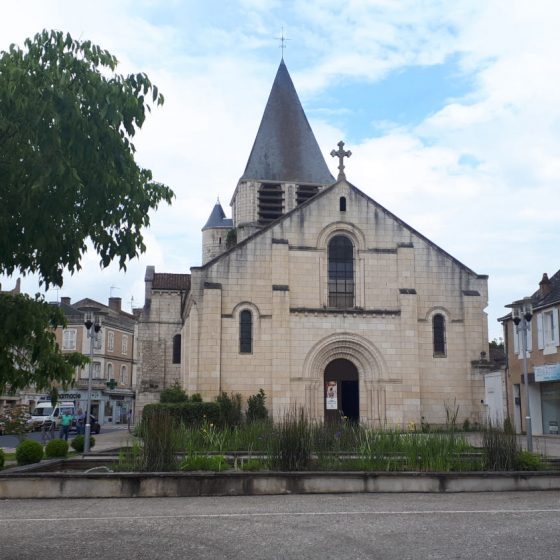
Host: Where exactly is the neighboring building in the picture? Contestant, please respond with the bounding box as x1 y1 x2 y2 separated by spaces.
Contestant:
500 271 560 435
136 60 490 427
135 269 190 414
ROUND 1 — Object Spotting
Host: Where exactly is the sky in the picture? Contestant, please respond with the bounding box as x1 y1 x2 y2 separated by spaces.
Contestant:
1 0 559 341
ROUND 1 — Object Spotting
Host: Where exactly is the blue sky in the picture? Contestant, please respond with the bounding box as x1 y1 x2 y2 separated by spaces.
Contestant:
1 0 559 341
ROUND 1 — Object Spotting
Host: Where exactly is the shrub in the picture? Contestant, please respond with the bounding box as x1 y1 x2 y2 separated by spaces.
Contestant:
71 435 96 453
45 439 69 458
190 393 202 403
143 402 221 427
240 458 267 471
16 439 43 465
160 382 189 404
216 392 242 427
516 451 542 471
180 454 228 471
247 389 268 423
0 448 4 469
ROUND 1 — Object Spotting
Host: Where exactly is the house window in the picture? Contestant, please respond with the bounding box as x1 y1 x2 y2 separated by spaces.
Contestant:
62 329 76 350
328 235 354 308
544 311 556 345
240 310 252 353
94 332 102 351
172 334 181 364
93 362 102 378
108 331 115 352
433 314 446 357
339 196 346 211
107 363 113 381
122 335 128 355
121 365 127 384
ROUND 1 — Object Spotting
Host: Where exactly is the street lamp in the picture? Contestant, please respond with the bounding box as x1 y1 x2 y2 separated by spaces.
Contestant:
508 297 533 452
79 306 106 454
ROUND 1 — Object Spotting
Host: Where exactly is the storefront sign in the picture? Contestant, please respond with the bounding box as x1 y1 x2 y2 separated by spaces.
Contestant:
326 381 338 410
535 363 560 382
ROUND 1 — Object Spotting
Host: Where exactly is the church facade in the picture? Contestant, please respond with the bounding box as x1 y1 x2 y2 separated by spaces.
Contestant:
136 60 489 427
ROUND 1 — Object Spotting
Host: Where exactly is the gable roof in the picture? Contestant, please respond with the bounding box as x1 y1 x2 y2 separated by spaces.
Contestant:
240 60 334 185
197 179 485 279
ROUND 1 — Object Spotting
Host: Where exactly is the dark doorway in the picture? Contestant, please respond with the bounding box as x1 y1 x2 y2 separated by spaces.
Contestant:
324 358 359 423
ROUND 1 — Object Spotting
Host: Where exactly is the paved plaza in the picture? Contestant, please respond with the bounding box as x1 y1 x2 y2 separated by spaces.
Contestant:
1 492 559 559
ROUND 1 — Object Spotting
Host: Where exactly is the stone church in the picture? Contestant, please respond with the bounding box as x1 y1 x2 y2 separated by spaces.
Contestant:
136 60 489 427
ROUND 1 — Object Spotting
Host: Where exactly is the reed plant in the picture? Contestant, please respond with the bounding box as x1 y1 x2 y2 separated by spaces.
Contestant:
481 423 519 471
137 407 181 471
267 407 312 470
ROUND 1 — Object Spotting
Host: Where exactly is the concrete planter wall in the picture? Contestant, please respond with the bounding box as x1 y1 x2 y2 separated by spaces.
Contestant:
2 469 560 498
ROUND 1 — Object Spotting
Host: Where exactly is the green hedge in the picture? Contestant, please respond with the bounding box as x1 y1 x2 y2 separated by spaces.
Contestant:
16 439 43 465
143 402 221 426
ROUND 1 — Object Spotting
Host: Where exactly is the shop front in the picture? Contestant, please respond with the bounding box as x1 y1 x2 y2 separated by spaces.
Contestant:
536 363 560 435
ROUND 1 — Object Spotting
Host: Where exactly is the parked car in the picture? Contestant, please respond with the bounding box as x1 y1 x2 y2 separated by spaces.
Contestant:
72 415 101 435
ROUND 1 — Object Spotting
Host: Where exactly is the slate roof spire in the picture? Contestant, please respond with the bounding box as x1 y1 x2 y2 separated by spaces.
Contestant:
240 60 334 184
202 200 233 230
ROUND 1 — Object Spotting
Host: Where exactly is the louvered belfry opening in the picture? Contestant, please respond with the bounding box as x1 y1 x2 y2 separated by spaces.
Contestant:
258 183 284 224
296 184 319 206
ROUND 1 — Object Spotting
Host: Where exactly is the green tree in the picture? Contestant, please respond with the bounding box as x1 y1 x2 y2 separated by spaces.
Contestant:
0 294 87 393
0 30 173 392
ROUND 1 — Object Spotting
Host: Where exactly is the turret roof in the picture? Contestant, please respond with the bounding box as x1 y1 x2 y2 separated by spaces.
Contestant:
240 60 334 185
202 201 233 230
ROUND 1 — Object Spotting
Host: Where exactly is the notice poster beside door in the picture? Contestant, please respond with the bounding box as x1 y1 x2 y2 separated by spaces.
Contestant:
326 381 338 410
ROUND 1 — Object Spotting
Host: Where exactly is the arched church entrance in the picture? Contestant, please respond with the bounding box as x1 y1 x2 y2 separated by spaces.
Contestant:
324 358 359 422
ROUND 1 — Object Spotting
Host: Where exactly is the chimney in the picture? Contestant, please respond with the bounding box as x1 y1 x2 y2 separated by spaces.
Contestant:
61 297 71 305
539 273 552 298
108 297 122 311
145 265 155 307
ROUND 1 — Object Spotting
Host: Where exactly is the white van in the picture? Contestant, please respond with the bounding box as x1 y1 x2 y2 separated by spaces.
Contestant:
28 401 76 431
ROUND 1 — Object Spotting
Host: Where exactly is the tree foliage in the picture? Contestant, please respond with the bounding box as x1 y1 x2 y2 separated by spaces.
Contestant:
0 293 87 393
0 29 174 287
0 30 172 392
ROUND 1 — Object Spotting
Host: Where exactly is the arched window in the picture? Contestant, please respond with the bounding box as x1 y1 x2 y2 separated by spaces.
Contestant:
339 196 346 211
239 310 252 353
433 314 446 357
172 334 181 364
107 363 113 381
328 235 354 308
121 365 127 384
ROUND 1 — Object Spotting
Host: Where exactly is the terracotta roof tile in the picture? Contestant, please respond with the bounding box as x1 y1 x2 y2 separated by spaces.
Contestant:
152 273 190 291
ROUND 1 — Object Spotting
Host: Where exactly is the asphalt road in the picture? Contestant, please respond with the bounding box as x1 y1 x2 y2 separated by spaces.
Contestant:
1 492 559 560
0 425 121 450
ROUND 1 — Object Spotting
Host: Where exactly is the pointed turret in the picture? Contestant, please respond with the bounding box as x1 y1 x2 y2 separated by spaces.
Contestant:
202 201 233 264
241 60 334 184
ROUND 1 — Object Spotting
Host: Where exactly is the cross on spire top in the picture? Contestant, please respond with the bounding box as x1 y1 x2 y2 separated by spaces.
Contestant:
330 141 352 180
276 27 290 59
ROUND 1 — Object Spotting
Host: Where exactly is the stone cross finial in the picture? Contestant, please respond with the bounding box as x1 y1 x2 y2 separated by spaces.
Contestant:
330 141 352 180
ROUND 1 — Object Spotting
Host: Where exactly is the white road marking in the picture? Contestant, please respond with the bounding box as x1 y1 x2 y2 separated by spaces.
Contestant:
1 509 560 523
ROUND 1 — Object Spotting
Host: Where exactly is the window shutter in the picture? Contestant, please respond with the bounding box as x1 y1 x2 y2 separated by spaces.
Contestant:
553 308 560 347
537 313 544 349
526 320 533 352
512 322 519 354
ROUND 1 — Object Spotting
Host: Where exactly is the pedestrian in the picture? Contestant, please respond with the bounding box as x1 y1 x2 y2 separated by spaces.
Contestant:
76 409 86 435
60 409 73 441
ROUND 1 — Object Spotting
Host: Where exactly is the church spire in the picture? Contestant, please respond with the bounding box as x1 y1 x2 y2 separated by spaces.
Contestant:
240 60 334 185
